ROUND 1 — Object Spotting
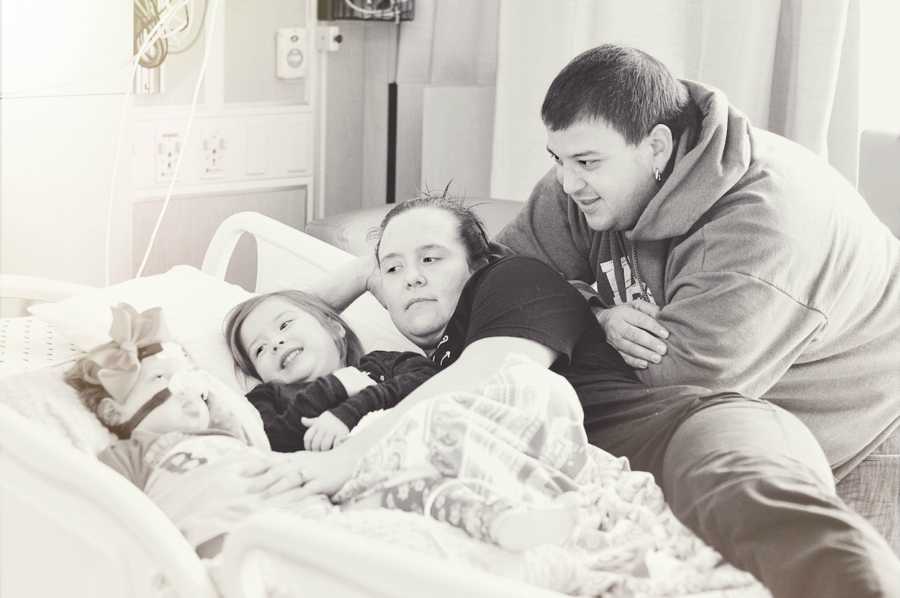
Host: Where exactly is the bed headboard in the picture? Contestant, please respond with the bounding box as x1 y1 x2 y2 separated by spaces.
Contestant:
202 211 355 293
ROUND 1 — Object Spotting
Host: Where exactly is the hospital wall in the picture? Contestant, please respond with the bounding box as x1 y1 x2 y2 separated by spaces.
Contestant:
0 2 135 286
0 0 313 288
323 0 500 212
0 0 497 288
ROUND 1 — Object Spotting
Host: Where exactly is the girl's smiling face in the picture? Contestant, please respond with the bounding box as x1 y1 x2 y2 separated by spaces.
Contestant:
239 296 344 384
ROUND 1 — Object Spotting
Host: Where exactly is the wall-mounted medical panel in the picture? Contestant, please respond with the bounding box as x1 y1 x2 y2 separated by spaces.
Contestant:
132 108 314 194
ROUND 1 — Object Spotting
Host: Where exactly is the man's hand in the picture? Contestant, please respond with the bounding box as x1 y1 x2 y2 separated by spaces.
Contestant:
301 412 350 451
594 300 669 369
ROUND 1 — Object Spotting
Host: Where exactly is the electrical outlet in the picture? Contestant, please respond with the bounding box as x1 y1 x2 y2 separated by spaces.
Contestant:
201 132 227 178
156 131 182 182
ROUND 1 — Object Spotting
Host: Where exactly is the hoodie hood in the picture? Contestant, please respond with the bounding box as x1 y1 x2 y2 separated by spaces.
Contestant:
630 80 752 241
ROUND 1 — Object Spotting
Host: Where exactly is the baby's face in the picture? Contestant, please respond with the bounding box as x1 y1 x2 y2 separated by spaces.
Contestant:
122 345 211 435
239 297 343 384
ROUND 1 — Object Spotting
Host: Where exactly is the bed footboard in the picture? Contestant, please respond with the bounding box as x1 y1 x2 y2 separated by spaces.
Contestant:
220 512 564 598
0 405 217 598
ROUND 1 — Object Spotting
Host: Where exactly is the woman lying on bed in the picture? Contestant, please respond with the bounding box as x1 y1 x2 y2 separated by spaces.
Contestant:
264 194 900 598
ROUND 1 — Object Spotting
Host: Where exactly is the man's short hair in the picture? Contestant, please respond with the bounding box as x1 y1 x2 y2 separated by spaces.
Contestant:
541 44 689 145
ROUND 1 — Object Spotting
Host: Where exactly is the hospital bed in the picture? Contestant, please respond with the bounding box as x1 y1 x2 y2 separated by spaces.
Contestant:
0 212 767 598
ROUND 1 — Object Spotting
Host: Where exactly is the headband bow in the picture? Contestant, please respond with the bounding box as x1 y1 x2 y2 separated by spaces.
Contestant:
79 303 173 401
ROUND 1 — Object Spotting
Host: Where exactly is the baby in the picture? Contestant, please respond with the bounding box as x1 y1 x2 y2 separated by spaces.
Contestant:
65 303 330 557
224 290 438 452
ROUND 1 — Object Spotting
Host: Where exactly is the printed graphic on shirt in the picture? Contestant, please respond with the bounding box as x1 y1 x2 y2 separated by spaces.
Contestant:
159 451 209 474
600 257 656 306
432 334 453 367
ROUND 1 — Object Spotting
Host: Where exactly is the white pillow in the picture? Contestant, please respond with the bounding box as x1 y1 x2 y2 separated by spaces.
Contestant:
0 365 115 455
29 266 252 392
340 293 422 356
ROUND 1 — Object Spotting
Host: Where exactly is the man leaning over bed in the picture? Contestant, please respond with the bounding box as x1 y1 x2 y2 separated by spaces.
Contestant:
496 44 900 554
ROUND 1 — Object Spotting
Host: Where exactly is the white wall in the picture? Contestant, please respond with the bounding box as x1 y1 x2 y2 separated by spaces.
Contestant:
1 0 318 286
0 1 133 286
321 0 500 214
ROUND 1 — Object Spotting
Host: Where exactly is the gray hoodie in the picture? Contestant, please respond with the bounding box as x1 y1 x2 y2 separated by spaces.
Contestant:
497 80 900 477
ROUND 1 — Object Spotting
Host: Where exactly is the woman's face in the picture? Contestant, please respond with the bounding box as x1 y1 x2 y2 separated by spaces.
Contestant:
239 296 343 384
377 208 472 352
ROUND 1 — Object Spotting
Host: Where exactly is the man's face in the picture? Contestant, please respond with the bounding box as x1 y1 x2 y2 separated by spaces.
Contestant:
546 118 659 232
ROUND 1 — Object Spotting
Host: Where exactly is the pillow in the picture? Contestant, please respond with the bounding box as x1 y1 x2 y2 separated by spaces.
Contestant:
0 365 115 454
340 293 422 356
29 266 252 392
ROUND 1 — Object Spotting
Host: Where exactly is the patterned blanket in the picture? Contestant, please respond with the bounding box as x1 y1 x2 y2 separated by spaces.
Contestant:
330 355 770 598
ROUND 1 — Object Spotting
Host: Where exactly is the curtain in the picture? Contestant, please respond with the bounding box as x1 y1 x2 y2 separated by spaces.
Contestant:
490 0 860 201
381 0 499 202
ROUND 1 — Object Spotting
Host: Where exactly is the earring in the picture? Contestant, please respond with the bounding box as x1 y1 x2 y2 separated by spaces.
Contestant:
653 168 662 183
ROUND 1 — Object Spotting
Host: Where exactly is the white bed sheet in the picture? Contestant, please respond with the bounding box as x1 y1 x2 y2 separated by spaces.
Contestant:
0 213 773 598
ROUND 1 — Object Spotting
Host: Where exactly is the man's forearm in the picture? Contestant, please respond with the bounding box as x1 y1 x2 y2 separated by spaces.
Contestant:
568 279 604 307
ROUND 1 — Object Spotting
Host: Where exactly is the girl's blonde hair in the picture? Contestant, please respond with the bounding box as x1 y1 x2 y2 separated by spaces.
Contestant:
224 290 364 381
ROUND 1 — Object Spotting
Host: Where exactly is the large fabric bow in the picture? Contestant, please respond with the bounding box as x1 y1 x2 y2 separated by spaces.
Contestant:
78 303 173 401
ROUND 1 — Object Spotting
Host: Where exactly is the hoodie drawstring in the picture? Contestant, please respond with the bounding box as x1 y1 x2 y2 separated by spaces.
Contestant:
610 234 628 304
630 242 651 303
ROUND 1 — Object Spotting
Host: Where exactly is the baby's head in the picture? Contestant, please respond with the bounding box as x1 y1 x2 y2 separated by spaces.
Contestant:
225 290 363 384
65 304 211 439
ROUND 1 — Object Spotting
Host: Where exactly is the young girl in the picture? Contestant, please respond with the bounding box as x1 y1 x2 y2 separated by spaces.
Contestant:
224 290 438 453
227 290 580 552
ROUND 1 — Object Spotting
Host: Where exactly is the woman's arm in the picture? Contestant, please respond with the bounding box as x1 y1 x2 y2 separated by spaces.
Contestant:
304 253 382 311
276 336 558 497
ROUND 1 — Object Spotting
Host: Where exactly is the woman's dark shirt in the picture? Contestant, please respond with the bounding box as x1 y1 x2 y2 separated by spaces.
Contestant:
431 256 732 474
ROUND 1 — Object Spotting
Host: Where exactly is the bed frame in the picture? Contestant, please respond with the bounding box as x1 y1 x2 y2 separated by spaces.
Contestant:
0 212 562 598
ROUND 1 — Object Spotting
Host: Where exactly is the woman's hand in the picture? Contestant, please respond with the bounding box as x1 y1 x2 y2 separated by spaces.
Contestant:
363 253 386 307
594 301 669 369
244 446 359 500
242 444 358 499
241 455 307 497
301 412 350 451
